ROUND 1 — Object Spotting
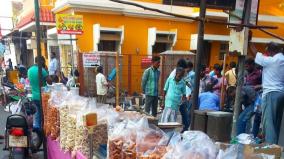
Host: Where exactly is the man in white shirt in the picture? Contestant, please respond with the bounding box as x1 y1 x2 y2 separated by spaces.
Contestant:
250 42 284 144
49 52 58 76
96 66 108 103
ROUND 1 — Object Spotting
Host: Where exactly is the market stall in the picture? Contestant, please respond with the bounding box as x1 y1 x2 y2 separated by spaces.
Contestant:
41 83 283 159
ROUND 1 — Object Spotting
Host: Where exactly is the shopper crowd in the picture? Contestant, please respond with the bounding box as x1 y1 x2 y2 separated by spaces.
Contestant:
1 41 283 146
142 42 284 144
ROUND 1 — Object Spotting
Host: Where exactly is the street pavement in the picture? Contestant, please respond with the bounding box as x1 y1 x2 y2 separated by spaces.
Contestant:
0 105 44 159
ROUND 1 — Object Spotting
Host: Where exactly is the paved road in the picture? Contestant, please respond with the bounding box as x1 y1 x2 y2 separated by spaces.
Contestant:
0 105 44 159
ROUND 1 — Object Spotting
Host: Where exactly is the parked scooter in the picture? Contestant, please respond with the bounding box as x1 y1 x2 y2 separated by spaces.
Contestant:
3 84 42 159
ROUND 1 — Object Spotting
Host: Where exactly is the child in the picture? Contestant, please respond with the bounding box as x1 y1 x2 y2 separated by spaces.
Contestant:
160 67 186 123
198 83 220 111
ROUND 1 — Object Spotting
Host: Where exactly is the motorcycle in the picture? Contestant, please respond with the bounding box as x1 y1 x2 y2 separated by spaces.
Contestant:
3 84 42 159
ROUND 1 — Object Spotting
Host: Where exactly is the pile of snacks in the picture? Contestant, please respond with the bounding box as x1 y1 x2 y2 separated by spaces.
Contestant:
41 87 51 136
59 105 68 150
74 107 109 158
45 84 67 140
44 85 282 159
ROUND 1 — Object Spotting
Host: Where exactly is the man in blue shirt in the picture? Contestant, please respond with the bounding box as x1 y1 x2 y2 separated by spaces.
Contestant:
199 83 220 111
161 67 186 123
141 56 161 117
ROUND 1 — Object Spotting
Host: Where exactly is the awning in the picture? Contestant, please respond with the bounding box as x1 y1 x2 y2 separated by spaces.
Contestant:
16 8 55 32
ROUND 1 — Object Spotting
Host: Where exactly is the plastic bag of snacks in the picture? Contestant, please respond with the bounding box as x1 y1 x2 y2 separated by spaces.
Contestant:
74 101 112 158
163 131 219 159
136 124 169 159
58 89 81 150
108 117 149 159
41 86 52 136
74 99 99 157
48 83 67 140
109 121 135 159
59 95 88 151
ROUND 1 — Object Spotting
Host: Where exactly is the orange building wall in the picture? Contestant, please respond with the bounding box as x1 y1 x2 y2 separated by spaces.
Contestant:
51 0 284 93
135 0 162 3
75 12 197 93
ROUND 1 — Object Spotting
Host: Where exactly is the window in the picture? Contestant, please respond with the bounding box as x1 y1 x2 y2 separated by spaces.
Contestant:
98 41 116 52
148 27 177 55
152 42 168 54
219 43 228 60
93 24 124 53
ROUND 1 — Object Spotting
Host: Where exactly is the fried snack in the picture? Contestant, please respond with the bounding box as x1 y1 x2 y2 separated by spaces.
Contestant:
109 138 124 159
49 105 60 140
41 92 50 136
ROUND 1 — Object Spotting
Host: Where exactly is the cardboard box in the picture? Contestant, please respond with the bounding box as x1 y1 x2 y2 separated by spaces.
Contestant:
216 142 283 159
245 144 283 159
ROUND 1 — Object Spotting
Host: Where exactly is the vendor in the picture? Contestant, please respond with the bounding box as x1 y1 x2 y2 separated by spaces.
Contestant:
28 56 48 131
96 66 109 103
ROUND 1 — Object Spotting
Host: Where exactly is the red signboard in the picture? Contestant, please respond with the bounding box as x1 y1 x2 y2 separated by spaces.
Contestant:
141 57 152 69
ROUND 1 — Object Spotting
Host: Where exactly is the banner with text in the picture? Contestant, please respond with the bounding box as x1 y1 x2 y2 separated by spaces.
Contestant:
83 54 100 68
56 14 83 35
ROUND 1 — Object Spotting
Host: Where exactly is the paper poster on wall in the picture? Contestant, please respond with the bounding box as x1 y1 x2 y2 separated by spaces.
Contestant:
83 54 100 68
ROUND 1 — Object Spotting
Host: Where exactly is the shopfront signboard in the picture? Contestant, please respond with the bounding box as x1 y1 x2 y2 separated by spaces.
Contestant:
229 0 260 26
56 14 83 35
163 0 236 10
83 54 100 68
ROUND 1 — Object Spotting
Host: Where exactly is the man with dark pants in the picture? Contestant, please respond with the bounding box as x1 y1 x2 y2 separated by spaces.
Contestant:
250 42 284 144
168 59 193 131
236 58 262 137
180 60 195 132
141 56 160 117
28 56 48 131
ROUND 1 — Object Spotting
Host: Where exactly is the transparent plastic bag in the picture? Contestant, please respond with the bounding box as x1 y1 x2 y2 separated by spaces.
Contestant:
163 131 219 159
236 133 256 145
108 117 149 159
136 124 169 158
41 86 51 136
61 96 88 151
56 92 87 151
216 144 239 159
108 121 128 159
48 83 67 140
74 99 110 158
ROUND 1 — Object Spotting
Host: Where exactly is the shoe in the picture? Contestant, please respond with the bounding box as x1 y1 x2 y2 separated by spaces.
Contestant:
0 135 5 139
4 106 9 112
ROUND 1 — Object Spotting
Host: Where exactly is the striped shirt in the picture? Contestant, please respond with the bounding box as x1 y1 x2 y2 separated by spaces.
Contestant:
141 67 160 96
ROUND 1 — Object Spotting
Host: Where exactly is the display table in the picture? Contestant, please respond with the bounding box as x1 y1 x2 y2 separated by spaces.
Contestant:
47 136 87 159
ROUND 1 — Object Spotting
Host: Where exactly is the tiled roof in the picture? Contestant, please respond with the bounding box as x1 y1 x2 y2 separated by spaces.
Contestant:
16 7 55 29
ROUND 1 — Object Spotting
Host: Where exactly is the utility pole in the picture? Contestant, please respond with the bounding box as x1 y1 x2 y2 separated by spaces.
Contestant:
231 0 252 137
34 0 47 158
191 0 206 129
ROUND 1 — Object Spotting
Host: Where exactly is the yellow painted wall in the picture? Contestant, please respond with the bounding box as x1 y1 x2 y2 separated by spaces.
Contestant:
259 0 284 16
135 0 162 3
49 0 284 93
75 12 197 93
73 10 284 93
